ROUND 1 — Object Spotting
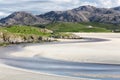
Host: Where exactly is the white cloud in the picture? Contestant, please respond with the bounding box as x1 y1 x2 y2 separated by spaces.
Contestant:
50 0 73 3
0 12 10 17
98 0 120 8
80 1 97 7
114 0 120 7
0 0 120 18
50 0 80 5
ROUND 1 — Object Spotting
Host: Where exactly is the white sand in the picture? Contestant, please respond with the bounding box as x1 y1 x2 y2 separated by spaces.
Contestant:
12 33 120 64
0 33 120 80
0 63 84 80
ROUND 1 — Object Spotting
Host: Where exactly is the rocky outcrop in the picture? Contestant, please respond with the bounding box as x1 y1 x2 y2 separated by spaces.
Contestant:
112 6 120 11
40 29 53 33
52 33 82 39
0 32 4 43
0 32 55 44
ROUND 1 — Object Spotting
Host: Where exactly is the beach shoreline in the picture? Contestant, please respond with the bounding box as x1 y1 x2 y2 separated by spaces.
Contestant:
9 33 120 64
0 33 120 80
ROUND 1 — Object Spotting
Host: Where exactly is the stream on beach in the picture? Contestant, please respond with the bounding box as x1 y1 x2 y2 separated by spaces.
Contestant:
0 37 120 80
0 56 120 80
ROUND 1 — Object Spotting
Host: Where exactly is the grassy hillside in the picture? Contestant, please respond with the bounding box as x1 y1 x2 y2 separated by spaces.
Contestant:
0 25 54 45
3 25 51 36
80 22 120 32
0 22 119 46
45 22 119 32
0 25 82 46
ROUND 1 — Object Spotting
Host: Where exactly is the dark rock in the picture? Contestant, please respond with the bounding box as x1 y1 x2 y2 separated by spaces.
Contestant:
1 5 120 25
112 6 120 11
0 11 49 26
0 32 55 44
39 5 120 24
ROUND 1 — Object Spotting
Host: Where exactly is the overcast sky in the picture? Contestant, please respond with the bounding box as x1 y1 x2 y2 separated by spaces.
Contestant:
0 0 120 18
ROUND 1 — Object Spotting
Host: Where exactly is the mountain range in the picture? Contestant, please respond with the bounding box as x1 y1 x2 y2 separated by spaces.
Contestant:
0 5 120 26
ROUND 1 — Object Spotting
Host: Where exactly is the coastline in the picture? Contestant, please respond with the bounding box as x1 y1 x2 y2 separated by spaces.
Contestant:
0 33 120 80
0 43 87 80
0 63 86 80
0 63 85 80
10 33 120 64
0 38 92 80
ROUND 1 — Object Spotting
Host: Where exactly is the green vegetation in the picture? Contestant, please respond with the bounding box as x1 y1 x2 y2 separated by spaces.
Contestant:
0 25 54 46
52 32 82 39
80 22 120 32
0 22 120 46
45 22 117 32
0 43 9 46
4 25 51 36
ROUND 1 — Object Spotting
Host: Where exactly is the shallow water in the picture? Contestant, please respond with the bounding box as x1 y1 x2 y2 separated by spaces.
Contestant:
0 38 119 80
0 56 120 80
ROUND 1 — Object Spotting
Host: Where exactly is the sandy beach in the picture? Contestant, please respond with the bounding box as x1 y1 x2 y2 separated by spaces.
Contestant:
0 63 85 80
0 33 120 80
11 33 120 64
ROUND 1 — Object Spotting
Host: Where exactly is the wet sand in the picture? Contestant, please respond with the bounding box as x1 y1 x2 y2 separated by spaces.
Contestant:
0 33 120 80
11 33 120 64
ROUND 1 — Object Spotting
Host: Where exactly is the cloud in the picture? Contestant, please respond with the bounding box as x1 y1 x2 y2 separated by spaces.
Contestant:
80 1 97 7
51 0 73 3
0 12 10 17
0 0 120 18
97 0 120 8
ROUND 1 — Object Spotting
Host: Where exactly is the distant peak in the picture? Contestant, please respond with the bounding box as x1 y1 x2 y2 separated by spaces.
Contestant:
112 6 120 11
11 11 32 15
8 11 34 18
78 5 96 8
80 5 95 7
73 5 96 11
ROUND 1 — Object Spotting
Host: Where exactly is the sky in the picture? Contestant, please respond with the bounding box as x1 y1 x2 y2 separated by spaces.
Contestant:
0 0 120 18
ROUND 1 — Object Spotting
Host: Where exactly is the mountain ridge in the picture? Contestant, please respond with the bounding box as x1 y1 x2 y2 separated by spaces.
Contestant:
0 11 49 26
0 5 120 26
39 5 120 24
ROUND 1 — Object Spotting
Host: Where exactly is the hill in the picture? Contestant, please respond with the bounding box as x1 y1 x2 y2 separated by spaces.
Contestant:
39 5 120 24
0 5 120 26
0 25 54 45
0 25 82 46
0 12 49 26
45 22 117 32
